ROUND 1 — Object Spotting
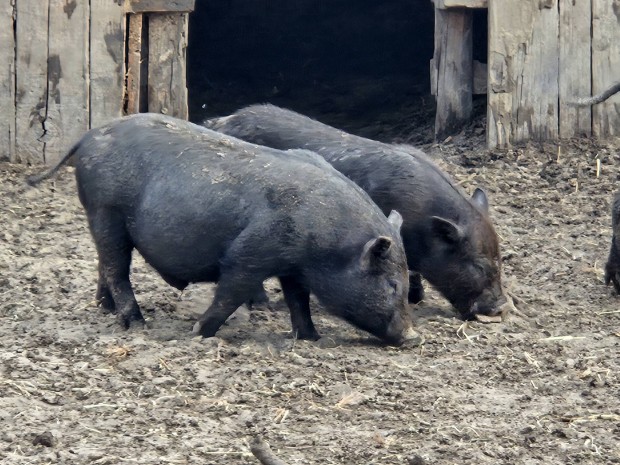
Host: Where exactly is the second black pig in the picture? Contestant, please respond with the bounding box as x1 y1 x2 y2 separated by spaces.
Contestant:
206 104 506 318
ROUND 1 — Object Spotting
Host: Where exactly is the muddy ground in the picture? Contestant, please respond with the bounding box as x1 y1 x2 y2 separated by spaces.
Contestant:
1 114 619 465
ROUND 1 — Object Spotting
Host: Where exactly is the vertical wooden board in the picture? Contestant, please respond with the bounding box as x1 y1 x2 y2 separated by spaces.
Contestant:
148 13 189 119
433 8 473 141
15 0 49 164
0 0 16 162
125 13 143 114
558 0 591 138
488 0 559 148
90 0 125 128
44 0 90 165
592 0 620 137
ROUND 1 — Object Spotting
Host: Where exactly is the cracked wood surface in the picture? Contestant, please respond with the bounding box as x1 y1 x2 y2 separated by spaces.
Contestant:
0 0 15 162
487 0 619 147
487 0 559 148
89 0 125 128
44 0 89 166
15 0 49 164
559 0 592 138
148 13 189 119
592 0 620 138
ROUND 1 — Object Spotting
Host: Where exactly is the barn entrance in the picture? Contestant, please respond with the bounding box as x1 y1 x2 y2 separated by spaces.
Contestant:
186 0 465 144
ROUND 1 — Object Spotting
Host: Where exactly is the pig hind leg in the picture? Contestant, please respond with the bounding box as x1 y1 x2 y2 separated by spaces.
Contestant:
88 209 144 327
96 262 115 311
193 269 262 337
408 272 425 303
279 275 320 340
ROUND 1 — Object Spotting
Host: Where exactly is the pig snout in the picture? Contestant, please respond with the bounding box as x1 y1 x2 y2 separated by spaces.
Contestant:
383 312 423 347
462 285 508 319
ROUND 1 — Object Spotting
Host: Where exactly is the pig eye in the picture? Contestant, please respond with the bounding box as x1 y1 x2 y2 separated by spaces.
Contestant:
388 280 400 294
472 262 487 276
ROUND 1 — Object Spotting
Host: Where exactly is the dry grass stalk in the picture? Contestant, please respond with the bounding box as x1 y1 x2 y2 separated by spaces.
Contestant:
456 322 478 343
539 335 586 342
597 309 620 315
335 390 365 409
372 431 394 448
273 408 289 424
523 352 541 372
563 413 620 423
105 345 131 360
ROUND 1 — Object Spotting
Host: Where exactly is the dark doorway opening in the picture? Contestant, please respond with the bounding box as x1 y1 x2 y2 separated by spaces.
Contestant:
187 1 486 144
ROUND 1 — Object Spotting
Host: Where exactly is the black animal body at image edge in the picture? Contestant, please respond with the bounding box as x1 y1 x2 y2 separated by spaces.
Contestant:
206 104 507 318
27 113 419 345
605 192 620 293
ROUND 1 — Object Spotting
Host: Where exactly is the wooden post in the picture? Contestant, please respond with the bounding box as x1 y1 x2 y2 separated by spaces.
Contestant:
124 0 194 119
487 0 559 148
0 0 16 162
90 0 126 128
45 0 90 165
592 0 620 138
126 14 145 114
147 13 190 119
432 7 473 141
15 0 50 164
559 0 591 138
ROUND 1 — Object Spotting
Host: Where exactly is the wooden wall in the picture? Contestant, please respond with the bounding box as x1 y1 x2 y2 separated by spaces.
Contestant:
0 0 191 165
0 0 16 162
488 0 620 148
2 0 126 165
1 0 617 161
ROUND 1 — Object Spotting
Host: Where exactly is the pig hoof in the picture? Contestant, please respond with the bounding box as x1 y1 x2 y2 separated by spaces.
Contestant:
98 297 116 313
118 312 144 330
294 329 321 341
399 328 425 348
192 321 218 338
408 287 425 304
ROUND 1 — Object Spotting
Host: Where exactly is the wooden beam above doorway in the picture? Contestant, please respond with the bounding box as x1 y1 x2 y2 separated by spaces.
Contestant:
433 0 487 9
125 0 195 14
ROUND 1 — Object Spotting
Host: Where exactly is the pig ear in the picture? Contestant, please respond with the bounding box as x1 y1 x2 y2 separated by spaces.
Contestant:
387 210 403 232
362 236 393 265
431 216 463 245
471 188 489 214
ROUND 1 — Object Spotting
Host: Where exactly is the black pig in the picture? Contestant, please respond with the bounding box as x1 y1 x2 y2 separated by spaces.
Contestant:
26 113 418 344
605 192 620 293
206 104 506 318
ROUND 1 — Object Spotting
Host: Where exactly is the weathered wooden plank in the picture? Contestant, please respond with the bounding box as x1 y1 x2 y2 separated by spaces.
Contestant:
473 60 487 95
434 0 488 9
15 0 49 164
430 60 486 96
125 13 144 114
592 0 620 138
44 0 90 165
148 13 189 119
0 0 16 162
433 8 473 140
558 0 591 138
487 0 559 148
90 0 125 128
126 0 195 14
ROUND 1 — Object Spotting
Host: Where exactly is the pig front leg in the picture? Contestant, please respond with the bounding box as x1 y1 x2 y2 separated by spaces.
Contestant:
279 275 320 341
